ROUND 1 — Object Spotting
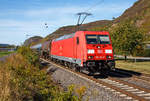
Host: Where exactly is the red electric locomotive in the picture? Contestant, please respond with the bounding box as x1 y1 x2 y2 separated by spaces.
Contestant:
51 31 115 73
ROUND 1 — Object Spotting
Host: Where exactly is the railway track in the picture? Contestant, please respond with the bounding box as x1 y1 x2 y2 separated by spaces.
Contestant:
112 69 150 83
41 58 150 101
103 77 150 100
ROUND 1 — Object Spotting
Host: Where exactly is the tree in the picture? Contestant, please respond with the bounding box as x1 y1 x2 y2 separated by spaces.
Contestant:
112 17 116 20
111 21 146 59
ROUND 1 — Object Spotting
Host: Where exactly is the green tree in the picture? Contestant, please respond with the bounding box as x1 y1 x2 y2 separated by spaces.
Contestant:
111 21 146 59
112 17 116 20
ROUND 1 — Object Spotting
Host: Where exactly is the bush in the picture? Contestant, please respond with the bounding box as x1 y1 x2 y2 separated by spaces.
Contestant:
17 46 40 67
0 46 86 101
136 49 150 57
1 54 58 101
111 20 146 56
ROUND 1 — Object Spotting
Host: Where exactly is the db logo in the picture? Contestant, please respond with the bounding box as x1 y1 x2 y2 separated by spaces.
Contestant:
96 56 104 58
97 50 103 53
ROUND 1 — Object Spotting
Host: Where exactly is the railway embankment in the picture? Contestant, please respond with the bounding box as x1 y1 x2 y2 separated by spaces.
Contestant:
0 47 82 101
44 59 128 101
43 58 150 101
1 46 150 101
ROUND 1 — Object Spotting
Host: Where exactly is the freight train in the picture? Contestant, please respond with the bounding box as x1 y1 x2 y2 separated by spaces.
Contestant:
32 31 115 74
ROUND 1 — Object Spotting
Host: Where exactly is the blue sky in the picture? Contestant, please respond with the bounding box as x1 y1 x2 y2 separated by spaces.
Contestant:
0 0 137 45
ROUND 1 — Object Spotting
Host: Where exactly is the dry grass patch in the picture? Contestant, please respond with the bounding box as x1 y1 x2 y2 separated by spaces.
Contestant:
0 62 11 101
116 61 150 74
0 46 86 101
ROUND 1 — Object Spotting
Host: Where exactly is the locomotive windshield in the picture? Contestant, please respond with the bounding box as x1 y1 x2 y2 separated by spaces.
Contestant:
98 35 110 44
86 35 97 44
86 35 110 44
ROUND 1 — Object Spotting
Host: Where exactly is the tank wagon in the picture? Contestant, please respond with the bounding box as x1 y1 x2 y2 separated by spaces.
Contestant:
51 31 115 73
30 44 42 52
41 41 50 59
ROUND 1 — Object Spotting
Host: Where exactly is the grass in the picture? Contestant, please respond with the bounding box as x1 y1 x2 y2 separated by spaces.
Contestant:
116 60 150 74
0 51 14 57
0 62 11 101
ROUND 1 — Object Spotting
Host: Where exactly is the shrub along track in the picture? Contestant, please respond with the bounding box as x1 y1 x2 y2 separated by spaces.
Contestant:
41 58 150 101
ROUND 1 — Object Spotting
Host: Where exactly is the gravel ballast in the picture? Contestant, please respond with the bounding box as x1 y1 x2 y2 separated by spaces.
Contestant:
46 62 134 101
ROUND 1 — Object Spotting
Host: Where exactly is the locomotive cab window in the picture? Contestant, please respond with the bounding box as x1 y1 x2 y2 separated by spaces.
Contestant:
86 34 110 44
86 35 97 44
98 35 110 44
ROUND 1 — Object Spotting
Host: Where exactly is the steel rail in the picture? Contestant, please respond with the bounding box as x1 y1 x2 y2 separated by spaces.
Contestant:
113 69 150 83
41 58 149 101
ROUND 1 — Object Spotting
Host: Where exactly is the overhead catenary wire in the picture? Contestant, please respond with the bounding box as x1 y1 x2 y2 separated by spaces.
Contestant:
85 0 104 12
76 0 105 27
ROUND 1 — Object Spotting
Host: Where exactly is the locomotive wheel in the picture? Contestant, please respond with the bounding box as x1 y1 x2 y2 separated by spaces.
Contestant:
68 63 72 68
88 67 95 74
72 66 76 71
76 65 81 72
72 64 80 72
64 61 68 68
60 61 64 65
100 69 109 75
72 64 76 71
88 72 94 76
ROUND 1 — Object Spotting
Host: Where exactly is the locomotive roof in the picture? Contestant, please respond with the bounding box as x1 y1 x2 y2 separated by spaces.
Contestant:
53 31 109 42
30 43 42 49
54 33 75 41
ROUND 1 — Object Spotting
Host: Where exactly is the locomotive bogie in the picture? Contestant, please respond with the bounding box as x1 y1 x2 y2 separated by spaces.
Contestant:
41 41 51 59
83 60 115 73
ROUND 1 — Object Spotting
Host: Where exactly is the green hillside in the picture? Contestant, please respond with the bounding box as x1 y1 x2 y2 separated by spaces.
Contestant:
115 0 150 34
44 20 112 41
44 0 150 42
24 36 43 46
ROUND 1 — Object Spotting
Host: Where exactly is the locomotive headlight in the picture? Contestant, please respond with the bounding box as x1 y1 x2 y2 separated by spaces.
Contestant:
106 55 112 59
87 49 95 54
105 49 112 53
88 56 94 59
